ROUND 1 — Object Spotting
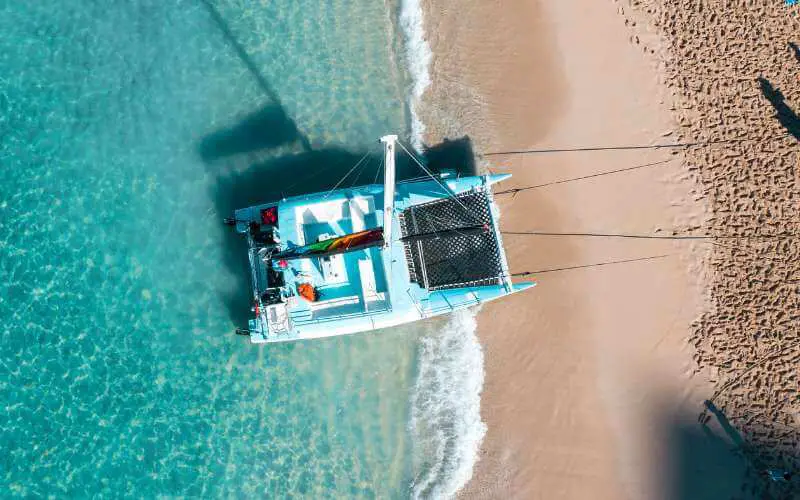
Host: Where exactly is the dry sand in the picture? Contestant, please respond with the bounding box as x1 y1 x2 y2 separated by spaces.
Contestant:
422 0 799 498
626 0 800 494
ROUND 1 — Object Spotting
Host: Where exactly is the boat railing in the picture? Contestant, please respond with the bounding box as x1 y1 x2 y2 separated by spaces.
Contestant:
406 288 425 318
424 290 482 316
289 302 391 326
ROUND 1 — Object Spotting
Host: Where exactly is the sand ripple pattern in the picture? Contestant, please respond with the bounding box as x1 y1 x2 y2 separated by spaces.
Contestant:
617 0 799 494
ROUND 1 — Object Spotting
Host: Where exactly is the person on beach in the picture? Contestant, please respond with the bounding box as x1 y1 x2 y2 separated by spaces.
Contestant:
765 468 792 483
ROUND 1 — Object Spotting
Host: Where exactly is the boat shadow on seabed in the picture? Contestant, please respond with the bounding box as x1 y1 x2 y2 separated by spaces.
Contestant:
200 115 478 327
197 0 477 327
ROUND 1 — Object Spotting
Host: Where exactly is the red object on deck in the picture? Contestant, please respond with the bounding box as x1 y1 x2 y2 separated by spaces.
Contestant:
260 206 278 225
297 283 318 302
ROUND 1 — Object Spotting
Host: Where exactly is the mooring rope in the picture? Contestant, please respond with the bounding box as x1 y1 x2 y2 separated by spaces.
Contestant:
501 230 798 240
494 158 675 196
397 140 484 226
481 135 792 157
509 254 670 277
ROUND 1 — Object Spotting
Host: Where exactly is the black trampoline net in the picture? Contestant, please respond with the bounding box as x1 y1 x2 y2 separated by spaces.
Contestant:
399 190 504 291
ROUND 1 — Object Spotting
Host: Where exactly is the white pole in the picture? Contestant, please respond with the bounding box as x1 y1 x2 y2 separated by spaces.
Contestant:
380 135 398 248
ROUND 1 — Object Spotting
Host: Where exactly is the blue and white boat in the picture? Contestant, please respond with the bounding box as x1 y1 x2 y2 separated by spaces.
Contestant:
228 135 535 343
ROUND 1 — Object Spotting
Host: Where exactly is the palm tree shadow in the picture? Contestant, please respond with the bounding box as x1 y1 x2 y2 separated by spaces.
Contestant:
757 76 800 140
703 400 745 448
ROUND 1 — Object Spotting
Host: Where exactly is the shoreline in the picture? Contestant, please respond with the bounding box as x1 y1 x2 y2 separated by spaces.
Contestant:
422 0 714 497
398 0 432 150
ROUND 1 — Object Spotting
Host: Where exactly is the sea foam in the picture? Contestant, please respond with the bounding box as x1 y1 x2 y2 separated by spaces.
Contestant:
399 2 487 496
409 311 487 499
399 0 432 150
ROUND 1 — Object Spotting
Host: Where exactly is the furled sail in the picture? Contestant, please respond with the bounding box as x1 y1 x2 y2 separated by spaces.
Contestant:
272 228 384 261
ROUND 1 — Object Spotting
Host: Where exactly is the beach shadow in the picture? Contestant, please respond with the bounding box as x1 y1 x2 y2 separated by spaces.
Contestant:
663 413 752 500
200 105 302 161
206 137 478 325
662 403 800 500
757 76 800 140
702 400 746 448
789 41 800 64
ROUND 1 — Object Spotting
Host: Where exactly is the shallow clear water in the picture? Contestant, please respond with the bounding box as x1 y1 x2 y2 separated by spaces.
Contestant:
0 0 427 496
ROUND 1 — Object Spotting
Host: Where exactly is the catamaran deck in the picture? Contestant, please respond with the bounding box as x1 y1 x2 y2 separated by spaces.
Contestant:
233 166 533 343
233 136 532 343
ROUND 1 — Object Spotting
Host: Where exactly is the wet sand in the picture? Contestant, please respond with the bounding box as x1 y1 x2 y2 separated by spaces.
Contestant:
421 0 798 497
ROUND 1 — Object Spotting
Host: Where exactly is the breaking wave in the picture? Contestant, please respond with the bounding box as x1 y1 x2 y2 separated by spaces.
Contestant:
399 2 486 497
409 311 487 499
398 0 432 150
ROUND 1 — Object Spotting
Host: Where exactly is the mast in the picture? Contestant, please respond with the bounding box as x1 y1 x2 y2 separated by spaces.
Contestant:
380 135 398 248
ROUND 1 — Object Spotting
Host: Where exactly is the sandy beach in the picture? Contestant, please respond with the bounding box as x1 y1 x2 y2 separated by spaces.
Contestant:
422 0 799 498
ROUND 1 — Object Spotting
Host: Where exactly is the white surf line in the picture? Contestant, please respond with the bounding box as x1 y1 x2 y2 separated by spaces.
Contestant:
399 0 432 151
409 311 487 499
398 2 487 496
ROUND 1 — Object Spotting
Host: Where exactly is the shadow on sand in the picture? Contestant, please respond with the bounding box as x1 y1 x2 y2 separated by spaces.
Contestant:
659 401 799 500
757 76 800 141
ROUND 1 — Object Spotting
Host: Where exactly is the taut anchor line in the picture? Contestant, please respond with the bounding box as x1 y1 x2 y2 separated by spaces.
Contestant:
509 254 670 277
501 230 799 241
494 158 675 197
481 135 791 157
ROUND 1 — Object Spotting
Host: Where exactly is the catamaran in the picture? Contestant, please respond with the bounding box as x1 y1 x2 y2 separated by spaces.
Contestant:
227 135 534 343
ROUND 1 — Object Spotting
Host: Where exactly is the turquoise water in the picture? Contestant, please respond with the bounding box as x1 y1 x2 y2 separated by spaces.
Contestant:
0 0 445 496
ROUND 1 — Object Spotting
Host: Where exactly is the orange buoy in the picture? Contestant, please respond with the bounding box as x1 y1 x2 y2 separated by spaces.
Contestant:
297 283 318 302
